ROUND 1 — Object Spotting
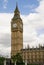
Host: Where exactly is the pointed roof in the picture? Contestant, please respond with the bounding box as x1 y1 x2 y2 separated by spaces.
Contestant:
12 3 22 20
14 3 20 14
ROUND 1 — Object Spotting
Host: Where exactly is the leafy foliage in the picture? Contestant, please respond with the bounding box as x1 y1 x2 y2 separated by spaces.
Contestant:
0 56 5 65
12 53 24 65
0 56 5 62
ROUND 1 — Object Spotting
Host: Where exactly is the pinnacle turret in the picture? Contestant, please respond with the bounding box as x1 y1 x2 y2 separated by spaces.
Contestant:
14 3 20 15
12 3 22 20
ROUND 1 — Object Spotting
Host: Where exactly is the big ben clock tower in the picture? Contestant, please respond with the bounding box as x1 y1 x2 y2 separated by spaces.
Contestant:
11 4 23 56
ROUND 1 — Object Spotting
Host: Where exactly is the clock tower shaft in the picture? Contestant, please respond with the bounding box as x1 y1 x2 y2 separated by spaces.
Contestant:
11 4 23 57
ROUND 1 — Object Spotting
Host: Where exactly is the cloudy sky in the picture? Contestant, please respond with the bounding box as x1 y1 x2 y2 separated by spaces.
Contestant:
0 0 44 57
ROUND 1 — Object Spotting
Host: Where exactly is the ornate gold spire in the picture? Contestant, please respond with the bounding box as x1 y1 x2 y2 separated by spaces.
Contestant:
12 3 21 20
14 3 20 15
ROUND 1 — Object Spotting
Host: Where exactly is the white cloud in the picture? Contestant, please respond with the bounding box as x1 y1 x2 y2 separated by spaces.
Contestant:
36 0 44 14
0 13 13 33
4 0 8 2
22 0 44 48
0 0 44 57
0 13 13 57
3 0 8 9
0 32 11 58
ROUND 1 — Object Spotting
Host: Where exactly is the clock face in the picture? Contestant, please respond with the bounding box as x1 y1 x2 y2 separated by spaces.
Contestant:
13 23 17 28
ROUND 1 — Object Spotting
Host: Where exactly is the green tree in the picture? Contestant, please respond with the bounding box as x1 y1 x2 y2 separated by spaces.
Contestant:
0 56 5 65
12 53 24 65
12 55 17 65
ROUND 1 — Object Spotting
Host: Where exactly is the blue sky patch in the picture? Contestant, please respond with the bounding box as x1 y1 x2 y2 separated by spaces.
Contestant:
0 0 39 14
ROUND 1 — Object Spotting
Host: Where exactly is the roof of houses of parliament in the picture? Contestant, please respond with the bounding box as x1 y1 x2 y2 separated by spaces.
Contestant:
21 45 44 51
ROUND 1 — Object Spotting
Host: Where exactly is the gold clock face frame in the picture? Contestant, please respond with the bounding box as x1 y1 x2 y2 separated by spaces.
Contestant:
13 23 17 28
